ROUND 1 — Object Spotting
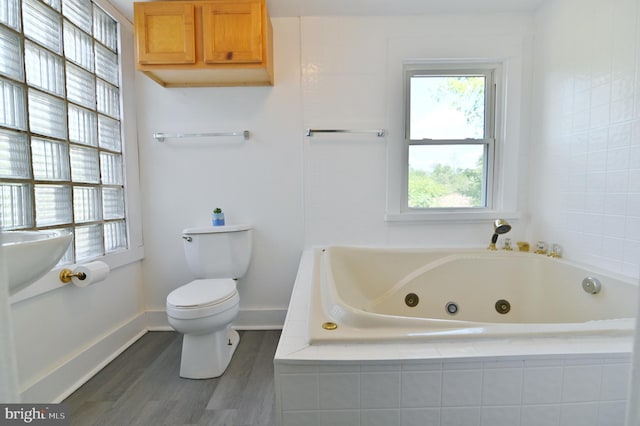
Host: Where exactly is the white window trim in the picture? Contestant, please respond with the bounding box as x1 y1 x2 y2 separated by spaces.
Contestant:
10 3 143 304
110 1 144 265
385 57 524 223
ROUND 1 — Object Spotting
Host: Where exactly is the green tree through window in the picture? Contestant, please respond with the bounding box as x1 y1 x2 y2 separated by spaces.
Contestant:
408 156 483 208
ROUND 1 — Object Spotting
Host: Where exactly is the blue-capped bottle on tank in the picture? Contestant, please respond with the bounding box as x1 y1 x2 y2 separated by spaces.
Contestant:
212 208 225 226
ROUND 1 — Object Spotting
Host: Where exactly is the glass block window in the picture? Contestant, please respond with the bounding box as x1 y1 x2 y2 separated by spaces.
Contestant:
0 0 127 264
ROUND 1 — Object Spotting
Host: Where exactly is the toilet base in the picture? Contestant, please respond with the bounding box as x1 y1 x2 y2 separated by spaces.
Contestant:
179 327 240 379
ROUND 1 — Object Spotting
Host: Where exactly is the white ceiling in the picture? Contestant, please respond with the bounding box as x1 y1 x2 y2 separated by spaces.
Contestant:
112 0 548 25
267 0 548 17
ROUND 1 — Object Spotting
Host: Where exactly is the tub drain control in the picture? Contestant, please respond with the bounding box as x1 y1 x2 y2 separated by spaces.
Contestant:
582 277 602 294
322 322 338 330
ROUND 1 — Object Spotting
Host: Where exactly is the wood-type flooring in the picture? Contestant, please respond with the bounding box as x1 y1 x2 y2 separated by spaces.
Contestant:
64 330 280 426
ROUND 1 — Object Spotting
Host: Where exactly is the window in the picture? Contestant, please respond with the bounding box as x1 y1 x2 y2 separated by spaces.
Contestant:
404 65 496 210
0 0 126 264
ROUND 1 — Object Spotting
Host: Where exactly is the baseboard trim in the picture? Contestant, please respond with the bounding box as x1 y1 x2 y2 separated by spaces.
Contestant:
234 308 286 330
20 307 286 402
145 309 171 331
20 313 148 403
146 308 286 330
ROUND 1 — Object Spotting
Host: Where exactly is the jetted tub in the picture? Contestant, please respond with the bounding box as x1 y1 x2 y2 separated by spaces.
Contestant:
309 246 638 343
275 247 638 426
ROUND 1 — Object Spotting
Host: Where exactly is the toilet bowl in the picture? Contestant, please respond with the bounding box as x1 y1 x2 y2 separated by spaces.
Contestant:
167 279 240 379
166 225 252 379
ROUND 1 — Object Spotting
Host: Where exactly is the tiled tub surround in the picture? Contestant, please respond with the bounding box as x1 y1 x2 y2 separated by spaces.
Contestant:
276 355 631 426
274 250 636 426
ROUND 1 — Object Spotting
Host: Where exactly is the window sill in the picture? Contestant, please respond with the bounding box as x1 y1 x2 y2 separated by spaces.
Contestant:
384 210 521 223
9 245 145 305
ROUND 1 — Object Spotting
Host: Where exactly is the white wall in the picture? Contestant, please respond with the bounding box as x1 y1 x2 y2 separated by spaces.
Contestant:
301 15 533 247
530 0 640 278
7 0 640 405
5 15 147 403
0 234 19 402
530 2 640 423
136 18 304 326
136 15 535 326
10 263 145 402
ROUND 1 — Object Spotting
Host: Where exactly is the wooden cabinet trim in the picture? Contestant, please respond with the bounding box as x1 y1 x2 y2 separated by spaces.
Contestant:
134 2 197 65
202 1 263 64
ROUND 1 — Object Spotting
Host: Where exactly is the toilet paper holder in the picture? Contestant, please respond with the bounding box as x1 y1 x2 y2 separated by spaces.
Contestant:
59 269 86 284
58 261 110 287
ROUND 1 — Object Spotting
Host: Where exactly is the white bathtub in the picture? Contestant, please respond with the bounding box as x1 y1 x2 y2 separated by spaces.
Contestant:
274 247 638 426
310 246 637 343
275 247 638 426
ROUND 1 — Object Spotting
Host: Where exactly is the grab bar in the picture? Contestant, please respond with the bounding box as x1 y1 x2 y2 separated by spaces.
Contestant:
153 131 250 142
305 129 386 137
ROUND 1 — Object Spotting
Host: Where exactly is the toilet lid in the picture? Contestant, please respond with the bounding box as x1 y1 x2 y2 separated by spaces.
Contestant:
167 279 237 308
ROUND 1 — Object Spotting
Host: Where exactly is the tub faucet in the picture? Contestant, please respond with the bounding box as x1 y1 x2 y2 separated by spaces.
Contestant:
488 219 511 250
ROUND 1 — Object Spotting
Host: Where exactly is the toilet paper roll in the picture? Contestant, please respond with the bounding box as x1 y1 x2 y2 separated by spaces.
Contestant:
72 261 110 287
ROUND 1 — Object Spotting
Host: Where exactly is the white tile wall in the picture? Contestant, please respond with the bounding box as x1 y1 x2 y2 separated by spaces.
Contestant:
135 19 305 316
522 366 563 403
441 407 481 426
281 374 319 410
282 411 318 426
319 410 360 426
600 364 630 401
441 369 483 407
562 365 602 402
481 367 523 406
276 355 631 426
401 408 440 426
598 401 628 426
360 409 399 426
275 0 640 422
560 403 599 426
481 406 521 426
319 373 359 409
361 371 401 409
401 371 442 407
529 0 640 279
301 15 533 248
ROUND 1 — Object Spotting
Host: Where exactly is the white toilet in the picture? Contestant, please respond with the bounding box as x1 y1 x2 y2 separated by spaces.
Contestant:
166 224 252 379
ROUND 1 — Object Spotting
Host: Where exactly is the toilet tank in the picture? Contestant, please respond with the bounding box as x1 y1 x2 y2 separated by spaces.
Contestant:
182 225 253 279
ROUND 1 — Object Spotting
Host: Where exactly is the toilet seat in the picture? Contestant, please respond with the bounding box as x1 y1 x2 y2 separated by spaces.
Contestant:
167 279 239 320
167 278 236 308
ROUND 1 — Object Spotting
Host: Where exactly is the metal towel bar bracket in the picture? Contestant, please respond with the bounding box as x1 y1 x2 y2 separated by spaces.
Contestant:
305 129 386 137
153 131 250 142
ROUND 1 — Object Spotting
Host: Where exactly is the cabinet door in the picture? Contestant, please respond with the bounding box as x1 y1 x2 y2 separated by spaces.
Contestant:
134 2 196 65
202 1 262 64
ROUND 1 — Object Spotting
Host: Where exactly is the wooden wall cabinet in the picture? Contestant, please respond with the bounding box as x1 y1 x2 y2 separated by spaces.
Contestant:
134 0 273 87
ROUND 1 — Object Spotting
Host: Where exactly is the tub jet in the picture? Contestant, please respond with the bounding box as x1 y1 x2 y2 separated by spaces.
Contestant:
445 302 459 315
495 299 511 314
405 293 419 307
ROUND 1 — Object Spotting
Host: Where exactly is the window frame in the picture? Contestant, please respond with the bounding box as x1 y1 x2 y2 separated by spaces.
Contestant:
402 63 498 212
385 56 524 223
4 0 143 303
